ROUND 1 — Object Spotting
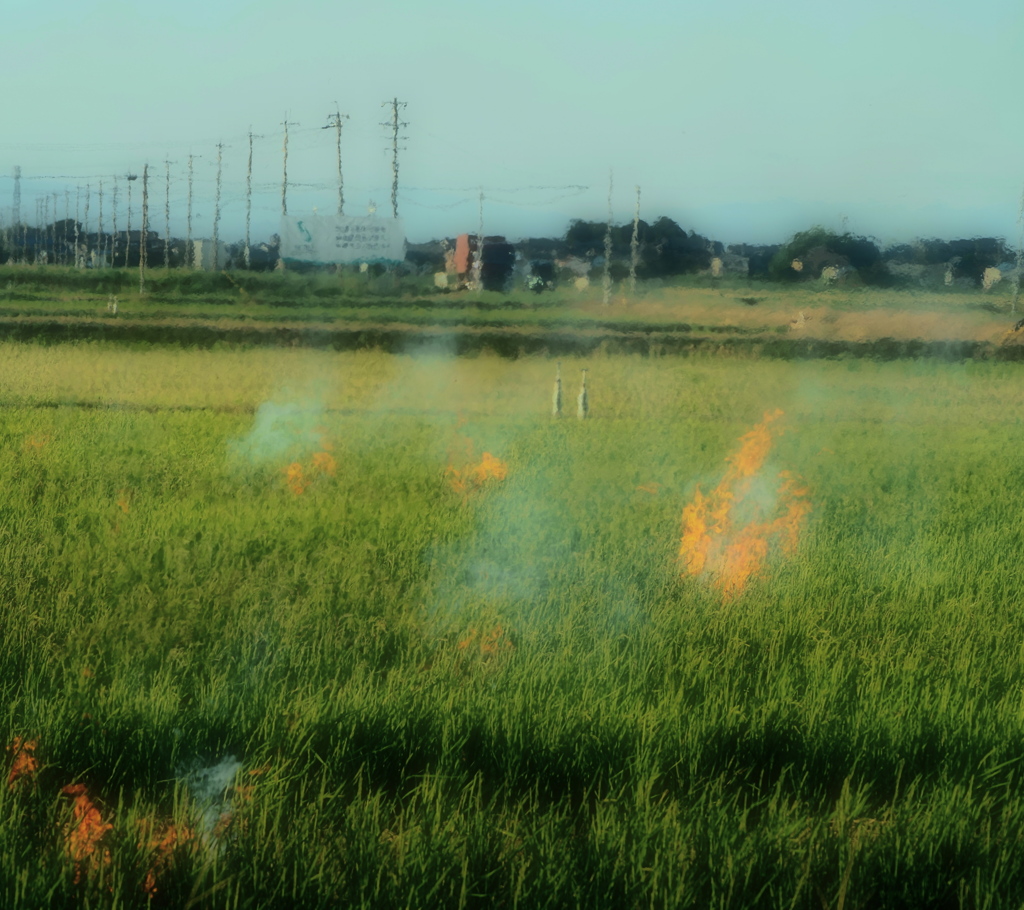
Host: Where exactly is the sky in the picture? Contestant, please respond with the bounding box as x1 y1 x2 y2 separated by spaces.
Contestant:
2 0 1023 249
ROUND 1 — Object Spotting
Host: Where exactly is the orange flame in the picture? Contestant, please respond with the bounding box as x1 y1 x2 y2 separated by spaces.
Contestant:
61 784 113 883
446 439 508 498
6 737 38 791
285 462 308 495
679 410 809 599
457 625 514 657
211 765 266 839
311 451 336 476
284 450 336 494
138 820 194 897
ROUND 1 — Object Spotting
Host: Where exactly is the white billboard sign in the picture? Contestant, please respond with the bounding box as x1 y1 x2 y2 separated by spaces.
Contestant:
280 214 406 264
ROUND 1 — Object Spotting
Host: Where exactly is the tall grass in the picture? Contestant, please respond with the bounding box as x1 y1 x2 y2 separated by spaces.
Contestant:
3 347 1024 907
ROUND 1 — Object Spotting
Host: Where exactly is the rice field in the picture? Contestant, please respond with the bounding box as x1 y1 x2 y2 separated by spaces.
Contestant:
4 343 1024 907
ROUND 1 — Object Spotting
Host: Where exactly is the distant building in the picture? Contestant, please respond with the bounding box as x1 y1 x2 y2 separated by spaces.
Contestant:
191 239 230 270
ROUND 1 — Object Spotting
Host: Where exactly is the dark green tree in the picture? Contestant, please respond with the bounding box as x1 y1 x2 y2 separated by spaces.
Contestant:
769 226 890 285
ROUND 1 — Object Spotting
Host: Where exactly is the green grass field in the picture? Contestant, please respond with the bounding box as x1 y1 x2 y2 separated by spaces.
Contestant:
4 343 1024 908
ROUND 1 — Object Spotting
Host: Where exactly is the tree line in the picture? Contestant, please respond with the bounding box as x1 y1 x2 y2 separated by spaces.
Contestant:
3 211 1018 288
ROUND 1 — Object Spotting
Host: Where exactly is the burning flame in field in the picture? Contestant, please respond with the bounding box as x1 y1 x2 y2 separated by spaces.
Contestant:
61 783 113 883
680 410 810 599
446 438 508 498
6 737 38 790
8 736 268 893
457 625 514 657
138 820 194 897
284 447 336 495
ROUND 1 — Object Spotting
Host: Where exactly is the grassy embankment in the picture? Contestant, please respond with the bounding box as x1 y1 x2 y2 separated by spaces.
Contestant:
4 346 1024 907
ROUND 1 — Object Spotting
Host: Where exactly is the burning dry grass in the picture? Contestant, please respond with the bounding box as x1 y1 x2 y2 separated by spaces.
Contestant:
137 820 193 897
445 431 508 499
61 783 113 883
446 451 508 497
6 737 38 790
457 625 515 659
679 409 810 598
284 447 337 495
6 737 261 896
8 350 1024 906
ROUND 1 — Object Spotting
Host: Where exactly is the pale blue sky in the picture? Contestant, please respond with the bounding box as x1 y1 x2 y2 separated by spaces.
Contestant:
2 0 1022 246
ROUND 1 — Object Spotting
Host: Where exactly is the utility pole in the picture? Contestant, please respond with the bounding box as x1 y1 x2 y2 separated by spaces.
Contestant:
64 190 70 266
1014 183 1024 316
12 166 20 227
603 169 613 305
125 174 136 269
111 178 118 269
83 184 91 267
281 115 292 218
213 143 224 270
630 185 641 295
245 131 254 268
74 187 81 268
46 191 54 262
12 166 21 262
97 180 104 267
163 157 173 269
381 97 407 219
324 106 349 216
474 188 484 289
139 164 148 294
186 154 196 269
